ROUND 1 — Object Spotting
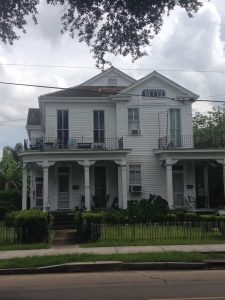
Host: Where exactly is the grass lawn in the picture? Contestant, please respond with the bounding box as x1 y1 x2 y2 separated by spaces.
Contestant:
1 252 225 269
0 243 50 251
82 224 225 247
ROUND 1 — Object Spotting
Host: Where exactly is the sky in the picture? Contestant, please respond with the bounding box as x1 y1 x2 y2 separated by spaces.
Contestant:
0 0 225 157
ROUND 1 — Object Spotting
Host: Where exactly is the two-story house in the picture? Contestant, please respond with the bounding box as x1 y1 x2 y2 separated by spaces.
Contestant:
20 66 225 212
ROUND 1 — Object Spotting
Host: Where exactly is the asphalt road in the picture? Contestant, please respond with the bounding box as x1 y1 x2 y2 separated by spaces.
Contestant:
1 270 225 300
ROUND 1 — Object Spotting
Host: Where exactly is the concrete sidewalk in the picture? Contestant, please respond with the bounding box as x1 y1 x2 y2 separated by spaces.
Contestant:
1 244 225 260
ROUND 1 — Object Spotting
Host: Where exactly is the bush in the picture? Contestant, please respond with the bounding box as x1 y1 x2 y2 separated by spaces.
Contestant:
82 211 107 224
0 201 17 220
172 209 187 222
199 215 216 222
4 209 50 243
184 212 199 222
166 213 176 222
0 189 21 209
106 210 128 224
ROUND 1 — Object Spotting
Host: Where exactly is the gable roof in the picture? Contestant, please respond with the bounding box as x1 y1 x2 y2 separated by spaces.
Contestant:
27 108 41 125
121 71 199 99
39 86 125 98
81 66 136 86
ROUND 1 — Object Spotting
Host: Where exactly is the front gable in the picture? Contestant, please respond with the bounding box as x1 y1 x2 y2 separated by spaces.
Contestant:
120 71 199 101
81 66 136 87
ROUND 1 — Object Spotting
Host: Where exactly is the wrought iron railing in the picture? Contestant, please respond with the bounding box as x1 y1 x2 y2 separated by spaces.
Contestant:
24 137 124 151
158 134 225 149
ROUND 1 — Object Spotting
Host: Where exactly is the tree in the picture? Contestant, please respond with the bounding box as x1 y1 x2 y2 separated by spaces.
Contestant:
0 0 206 67
193 106 225 148
0 144 23 190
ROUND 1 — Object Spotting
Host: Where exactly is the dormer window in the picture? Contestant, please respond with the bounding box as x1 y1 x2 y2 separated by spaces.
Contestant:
108 78 117 86
142 89 166 97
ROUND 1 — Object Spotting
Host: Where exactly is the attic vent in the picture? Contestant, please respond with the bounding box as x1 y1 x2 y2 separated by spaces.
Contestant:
142 89 166 97
108 78 117 86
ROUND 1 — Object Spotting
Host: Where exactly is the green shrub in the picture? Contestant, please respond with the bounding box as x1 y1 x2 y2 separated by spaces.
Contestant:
166 213 176 222
173 209 187 222
0 189 21 209
4 209 50 243
0 201 17 220
82 211 107 224
199 215 216 222
184 212 199 222
106 210 128 224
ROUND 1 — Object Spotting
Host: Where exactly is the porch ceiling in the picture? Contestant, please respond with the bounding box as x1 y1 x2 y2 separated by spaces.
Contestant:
154 148 225 161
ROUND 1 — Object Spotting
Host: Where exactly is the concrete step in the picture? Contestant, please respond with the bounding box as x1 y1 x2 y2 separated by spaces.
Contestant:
52 229 77 246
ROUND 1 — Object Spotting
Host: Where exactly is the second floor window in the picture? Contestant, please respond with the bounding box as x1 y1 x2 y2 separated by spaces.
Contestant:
128 108 140 135
94 110 104 143
57 110 69 147
170 108 181 147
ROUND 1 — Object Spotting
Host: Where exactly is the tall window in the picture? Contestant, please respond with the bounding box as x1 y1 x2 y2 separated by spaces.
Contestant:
129 165 141 185
170 109 181 147
57 110 69 148
128 108 140 135
94 111 104 143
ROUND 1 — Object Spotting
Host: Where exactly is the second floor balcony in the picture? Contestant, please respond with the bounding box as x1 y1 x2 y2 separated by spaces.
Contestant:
158 134 225 150
24 137 124 151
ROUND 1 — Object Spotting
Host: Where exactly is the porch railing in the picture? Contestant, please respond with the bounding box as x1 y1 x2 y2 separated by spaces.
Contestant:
173 194 195 211
158 134 225 149
24 137 124 151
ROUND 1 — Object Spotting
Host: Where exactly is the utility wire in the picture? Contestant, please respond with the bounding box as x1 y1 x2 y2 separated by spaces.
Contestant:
2 63 225 74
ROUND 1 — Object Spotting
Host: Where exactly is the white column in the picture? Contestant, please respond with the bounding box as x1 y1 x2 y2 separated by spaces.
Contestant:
121 163 128 209
203 163 209 208
22 165 27 210
117 165 122 208
43 166 49 212
223 163 225 202
84 163 91 211
166 162 173 208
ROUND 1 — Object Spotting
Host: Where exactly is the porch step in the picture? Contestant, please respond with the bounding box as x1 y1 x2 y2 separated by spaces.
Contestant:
51 212 76 230
52 229 77 246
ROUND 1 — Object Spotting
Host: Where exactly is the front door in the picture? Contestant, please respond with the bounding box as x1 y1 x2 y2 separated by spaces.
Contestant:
35 179 43 209
94 166 106 209
58 167 70 210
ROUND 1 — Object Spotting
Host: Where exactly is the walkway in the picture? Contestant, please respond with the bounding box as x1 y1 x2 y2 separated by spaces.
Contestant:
1 244 225 260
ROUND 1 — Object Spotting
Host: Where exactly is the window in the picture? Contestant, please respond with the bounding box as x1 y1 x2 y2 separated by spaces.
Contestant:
93 110 104 143
108 78 117 86
142 89 166 97
129 165 141 185
170 109 181 147
57 110 69 148
128 108 140 135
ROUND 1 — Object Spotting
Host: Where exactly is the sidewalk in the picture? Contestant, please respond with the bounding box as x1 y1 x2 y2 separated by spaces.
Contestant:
1 244 225 260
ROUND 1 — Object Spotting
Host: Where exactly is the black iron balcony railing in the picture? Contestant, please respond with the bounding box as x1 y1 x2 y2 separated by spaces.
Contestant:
24 137 124 151
158 134 225 149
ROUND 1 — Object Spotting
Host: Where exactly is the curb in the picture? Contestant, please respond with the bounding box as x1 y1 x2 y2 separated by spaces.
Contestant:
1 260 225 275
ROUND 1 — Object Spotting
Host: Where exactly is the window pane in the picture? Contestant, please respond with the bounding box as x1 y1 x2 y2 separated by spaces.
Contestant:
134 109 139 117
94 130 99 143
94 111 98 129
128 109 133 118
100 130 104 142
57 130 63 143
99 111 104 129
57 111 62 129
63 111 68 129
58 175 69 192
63 130 69 145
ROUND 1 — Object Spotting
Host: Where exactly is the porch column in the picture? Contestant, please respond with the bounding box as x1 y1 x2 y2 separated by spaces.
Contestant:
22 163 28 210
166 160 173 208
216 159 225 203
84 163 91 211
117 165 122 208
121 162 128 209
43 165 49 212
203 163 209 208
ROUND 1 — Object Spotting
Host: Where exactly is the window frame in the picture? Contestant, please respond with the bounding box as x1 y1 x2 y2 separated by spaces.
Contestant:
107 77 118 86
129 164 142 186
57 110 69 148
128 108 140 135
142 88 166 97
93 110 105 143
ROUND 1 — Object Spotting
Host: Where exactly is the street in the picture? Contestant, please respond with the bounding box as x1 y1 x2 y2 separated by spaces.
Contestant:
1 270 225 300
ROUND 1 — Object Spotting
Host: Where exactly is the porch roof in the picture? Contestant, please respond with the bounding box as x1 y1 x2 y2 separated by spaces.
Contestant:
21 149 131 164
154 148 225 162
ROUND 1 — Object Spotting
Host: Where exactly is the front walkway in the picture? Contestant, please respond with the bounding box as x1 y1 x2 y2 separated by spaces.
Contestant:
1 244 225 260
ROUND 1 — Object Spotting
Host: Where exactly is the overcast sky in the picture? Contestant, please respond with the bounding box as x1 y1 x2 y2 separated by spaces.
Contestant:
0 0 225 157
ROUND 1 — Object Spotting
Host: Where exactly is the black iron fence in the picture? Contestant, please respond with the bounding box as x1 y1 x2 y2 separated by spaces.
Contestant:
0 226 51 245
90 222 225 243
24 137 124 151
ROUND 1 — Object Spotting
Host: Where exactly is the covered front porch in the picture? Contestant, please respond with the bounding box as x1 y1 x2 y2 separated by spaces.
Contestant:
21 150 129 212
154 149 225 211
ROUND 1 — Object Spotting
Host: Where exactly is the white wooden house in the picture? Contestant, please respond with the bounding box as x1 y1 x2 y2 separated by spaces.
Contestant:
20 67 225 212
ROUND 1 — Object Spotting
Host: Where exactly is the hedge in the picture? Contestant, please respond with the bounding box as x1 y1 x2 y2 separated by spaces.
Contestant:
0 189 21 210
0 201 17 220
4 209 50 243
